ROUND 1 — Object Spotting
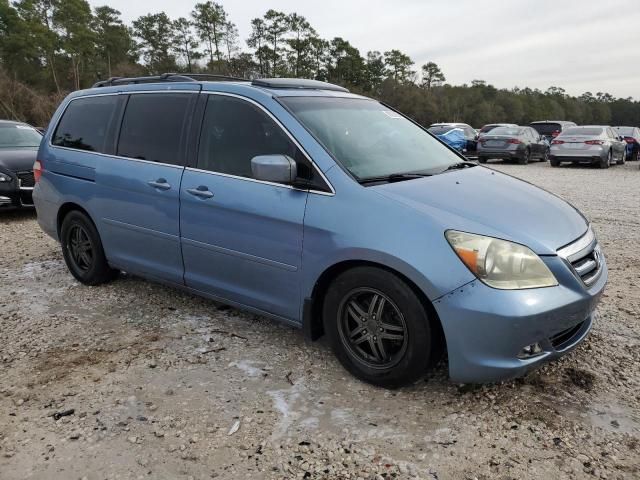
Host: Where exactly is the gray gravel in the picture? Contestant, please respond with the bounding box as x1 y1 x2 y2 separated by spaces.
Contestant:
1 160 639 479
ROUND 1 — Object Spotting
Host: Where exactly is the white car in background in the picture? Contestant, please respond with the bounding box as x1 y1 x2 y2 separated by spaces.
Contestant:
549 126 626 168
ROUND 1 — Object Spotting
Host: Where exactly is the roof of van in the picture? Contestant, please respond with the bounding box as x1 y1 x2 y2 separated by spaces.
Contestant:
86 74 364 99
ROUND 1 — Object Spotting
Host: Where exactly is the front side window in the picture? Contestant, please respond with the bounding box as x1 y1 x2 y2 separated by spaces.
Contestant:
117 93 193 165
0 124 42 148
282 97 461 181
197 95 331 192
53 96 118 152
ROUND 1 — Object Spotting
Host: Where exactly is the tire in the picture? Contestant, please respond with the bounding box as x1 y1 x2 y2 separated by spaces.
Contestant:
323 267 433 388
550 157 560 167
541 148 550 162
60 210 117 285
478 156 487 164
635 147 640 162
617 149 626 165
599 150 611 169
518 148 530 165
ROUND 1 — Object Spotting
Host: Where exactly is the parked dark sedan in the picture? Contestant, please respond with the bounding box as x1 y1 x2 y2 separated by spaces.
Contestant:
0 120 42 209
613 126 640 161
477 126 549 164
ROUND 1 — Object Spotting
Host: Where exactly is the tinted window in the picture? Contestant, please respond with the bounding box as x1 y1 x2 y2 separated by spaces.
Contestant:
480 125 499 133
0 124 42 148
198 95 297 179
530 123 562 135
117 94 192 165
53 96 118 152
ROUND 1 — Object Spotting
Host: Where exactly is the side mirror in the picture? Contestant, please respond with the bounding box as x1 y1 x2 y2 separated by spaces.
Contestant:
251 154 297 183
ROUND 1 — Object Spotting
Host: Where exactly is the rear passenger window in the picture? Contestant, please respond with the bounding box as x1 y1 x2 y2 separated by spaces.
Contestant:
117 93 193 165
197 95 298 179
52 96 118 152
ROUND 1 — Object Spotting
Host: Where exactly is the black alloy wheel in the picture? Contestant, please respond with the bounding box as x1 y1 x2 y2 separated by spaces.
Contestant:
337 288 408 369
68 224 94 273
60 211 117 285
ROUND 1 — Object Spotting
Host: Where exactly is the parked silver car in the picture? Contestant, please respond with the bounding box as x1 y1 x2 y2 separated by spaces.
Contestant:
550 126 626 168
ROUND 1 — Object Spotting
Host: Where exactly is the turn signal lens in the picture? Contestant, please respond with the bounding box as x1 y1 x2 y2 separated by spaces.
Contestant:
445 231 558 290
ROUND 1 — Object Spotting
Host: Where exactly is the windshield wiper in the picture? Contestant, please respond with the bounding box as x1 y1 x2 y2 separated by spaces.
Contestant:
442 161 477 172
359 172 432 185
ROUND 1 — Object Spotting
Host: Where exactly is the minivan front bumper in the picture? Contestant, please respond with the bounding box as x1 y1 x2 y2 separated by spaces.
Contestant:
433 253 607 384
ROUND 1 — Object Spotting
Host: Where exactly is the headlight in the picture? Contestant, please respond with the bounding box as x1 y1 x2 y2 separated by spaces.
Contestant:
0 173 11 182
445 230 558 289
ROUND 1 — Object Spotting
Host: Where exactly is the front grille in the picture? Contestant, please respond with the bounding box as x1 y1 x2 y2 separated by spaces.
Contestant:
550 322 584 349
558 228 603 287
17 170 35 188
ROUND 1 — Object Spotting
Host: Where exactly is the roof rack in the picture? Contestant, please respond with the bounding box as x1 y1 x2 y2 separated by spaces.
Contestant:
251 78 349 93
92 73 248 88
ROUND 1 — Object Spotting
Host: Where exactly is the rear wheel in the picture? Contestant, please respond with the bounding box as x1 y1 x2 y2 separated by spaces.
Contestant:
550 157 560 167
599 150 612 169
323 267 433 388
60 211 117 285
518 148 530 165
478 156 487 164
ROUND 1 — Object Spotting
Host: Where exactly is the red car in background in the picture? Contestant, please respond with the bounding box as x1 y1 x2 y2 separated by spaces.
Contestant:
613 126 640 161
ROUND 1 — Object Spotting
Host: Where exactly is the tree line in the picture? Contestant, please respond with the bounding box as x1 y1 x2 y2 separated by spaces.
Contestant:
1 0 639 128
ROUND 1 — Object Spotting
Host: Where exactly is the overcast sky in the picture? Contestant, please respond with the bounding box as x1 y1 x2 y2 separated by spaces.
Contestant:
90 0 640 99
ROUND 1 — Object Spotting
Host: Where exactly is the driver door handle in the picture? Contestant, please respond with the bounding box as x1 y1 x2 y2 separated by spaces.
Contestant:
148 178 171 190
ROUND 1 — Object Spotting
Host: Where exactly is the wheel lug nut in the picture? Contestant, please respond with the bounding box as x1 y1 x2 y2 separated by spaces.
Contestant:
379 327 383 332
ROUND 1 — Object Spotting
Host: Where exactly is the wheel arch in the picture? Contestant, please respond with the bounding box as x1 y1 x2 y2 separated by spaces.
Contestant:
303 260 446 356
56 202 95 239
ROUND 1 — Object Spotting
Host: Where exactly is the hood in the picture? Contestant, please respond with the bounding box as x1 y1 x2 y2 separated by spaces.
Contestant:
0 148 38 172
373 166 588 255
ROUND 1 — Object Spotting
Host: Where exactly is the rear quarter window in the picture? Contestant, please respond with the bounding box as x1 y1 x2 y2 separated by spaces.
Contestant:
52 96 119 152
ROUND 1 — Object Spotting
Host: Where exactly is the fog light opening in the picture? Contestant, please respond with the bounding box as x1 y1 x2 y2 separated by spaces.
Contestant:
518 342 544 359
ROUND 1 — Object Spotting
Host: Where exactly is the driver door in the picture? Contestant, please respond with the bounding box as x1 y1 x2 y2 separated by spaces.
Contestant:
179 94 309 321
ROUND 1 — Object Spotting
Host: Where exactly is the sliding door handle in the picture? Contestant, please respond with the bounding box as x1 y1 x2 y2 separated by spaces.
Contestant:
186 186 214 199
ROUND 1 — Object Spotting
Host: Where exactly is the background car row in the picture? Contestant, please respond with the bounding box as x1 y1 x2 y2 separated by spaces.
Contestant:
428 119 639 168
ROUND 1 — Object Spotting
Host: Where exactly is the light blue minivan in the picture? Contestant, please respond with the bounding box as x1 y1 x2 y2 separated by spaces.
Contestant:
33 75 607 387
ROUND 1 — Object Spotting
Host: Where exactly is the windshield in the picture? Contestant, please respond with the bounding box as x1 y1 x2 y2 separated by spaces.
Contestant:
560 127 603 136
0 124 42 148
489 127 524 136
281 97 461 180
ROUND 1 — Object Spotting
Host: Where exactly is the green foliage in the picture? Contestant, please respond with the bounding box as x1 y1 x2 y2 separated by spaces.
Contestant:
1 0 639 128
132 13 176 74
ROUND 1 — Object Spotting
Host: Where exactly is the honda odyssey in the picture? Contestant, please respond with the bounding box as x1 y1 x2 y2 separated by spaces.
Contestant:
33 75 607 388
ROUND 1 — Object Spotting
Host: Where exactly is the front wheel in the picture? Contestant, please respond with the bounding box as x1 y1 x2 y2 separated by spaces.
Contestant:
60 211 117 285
541 148 550 162
323 267 433 388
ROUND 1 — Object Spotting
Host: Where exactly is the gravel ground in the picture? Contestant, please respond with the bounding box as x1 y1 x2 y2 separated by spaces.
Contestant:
1 161 639 480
